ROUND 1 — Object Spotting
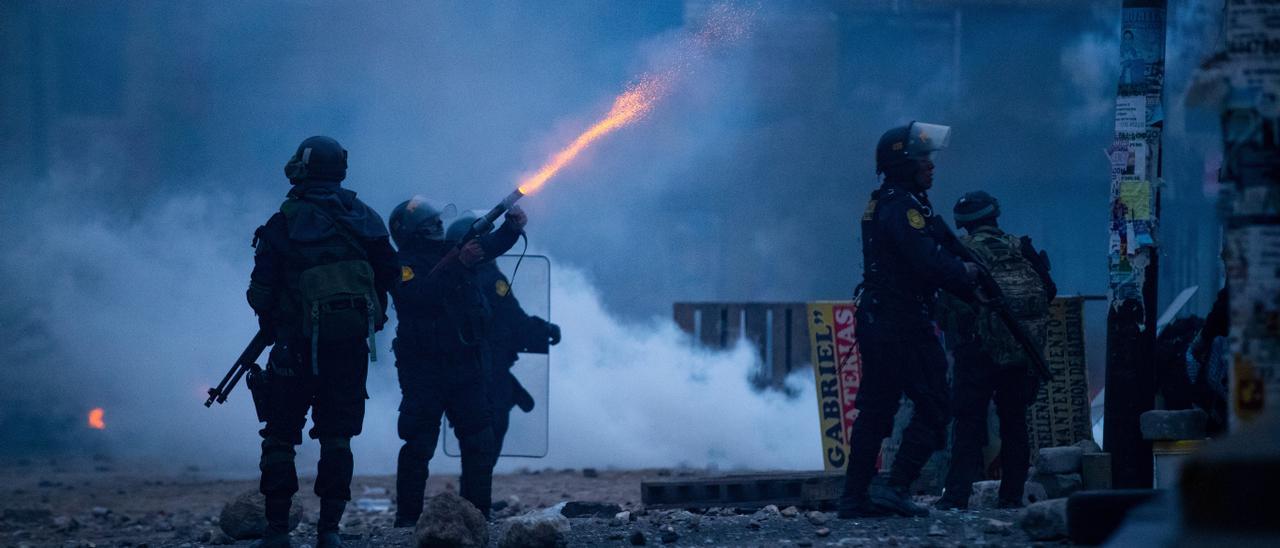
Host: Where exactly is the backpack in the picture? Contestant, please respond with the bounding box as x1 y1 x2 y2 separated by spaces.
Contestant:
280 198 380 374
963 228 1050 366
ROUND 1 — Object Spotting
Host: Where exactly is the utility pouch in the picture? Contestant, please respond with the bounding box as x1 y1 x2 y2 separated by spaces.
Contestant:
245 366 270 423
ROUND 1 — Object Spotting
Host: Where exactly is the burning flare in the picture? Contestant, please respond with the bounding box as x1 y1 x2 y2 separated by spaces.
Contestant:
88 407 105 430
514 2 753 196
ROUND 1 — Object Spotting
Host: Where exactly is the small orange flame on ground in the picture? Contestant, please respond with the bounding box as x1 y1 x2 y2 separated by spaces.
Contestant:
88 408 105 430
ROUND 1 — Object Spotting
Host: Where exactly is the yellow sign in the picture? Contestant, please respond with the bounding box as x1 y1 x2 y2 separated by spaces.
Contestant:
1027 297 1092 453
401 265 415 282
495 279 510 297
808 301 861 471
907 209 926 229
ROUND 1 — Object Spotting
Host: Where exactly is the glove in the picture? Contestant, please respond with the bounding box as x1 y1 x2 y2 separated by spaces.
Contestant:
257 314 277 345
547 322 561 346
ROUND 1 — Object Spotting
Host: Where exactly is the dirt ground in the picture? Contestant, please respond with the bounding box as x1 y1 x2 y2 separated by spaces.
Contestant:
0 456 1058 547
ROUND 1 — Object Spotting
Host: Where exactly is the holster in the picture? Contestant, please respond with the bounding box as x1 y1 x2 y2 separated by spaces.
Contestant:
245 365 270 423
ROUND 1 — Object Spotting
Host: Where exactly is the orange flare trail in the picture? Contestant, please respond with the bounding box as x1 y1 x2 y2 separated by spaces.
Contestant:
517 76 669 195
88 407 105 430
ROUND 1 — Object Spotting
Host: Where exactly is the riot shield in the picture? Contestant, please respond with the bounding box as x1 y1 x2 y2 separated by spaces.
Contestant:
444 254 550 458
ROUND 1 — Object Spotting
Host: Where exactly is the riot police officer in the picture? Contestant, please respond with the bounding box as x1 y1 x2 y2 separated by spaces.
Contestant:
246 136 398 548
446 213 561 460
389 197 525 525
935 191 1055 510
838 122 978 518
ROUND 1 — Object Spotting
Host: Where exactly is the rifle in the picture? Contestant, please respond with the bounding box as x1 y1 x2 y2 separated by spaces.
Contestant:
204 328 274 407
934 219 1054 382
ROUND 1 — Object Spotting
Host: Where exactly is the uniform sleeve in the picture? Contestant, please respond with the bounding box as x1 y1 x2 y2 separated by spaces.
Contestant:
936 291 979 351
364 236 398 330
880 201 971 297
479 221 522 259
246 213 288 318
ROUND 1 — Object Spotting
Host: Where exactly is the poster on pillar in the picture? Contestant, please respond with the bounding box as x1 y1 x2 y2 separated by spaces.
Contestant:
1226 226 1280 427
807 301 860 472
1027 297 1093 454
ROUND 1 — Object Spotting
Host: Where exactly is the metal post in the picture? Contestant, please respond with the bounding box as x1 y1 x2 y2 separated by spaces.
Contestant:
1216 1 1280 430
1104 0 1167 489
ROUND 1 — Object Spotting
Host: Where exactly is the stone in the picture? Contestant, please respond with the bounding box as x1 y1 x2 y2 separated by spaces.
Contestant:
413 492 488 547
1074 439 1102 454
628 529 647 545
499 512 569 548
1025 473 1083 501
756 504 781 519
1019 498 1068 540
805 511 828 526
659 525 679 544
982 518 1013 535
218 490 302 540
582 468 599 478
1035 446 1084 474
1081 453 1112 490
560 501 622 518
1180 412 1280 532
614 511 632 523
967 480 1002 509
207 528 235 545
1140 409 1208 441
927 521 947 536
814 527 831 537
90 507 110 518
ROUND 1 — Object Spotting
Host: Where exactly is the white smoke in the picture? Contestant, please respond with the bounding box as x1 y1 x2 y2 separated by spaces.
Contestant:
2 191 819 475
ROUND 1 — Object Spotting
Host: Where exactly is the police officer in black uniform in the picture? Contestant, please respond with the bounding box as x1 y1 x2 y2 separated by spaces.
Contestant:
838 122 979 519
445 213 561 459
389 198 525 526
247 136 398 548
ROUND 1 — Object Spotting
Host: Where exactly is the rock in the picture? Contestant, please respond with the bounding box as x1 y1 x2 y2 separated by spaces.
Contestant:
805 511 828 526
499 512 569 548
967 480 1002 509
607 531 625 540
781 506 800 518
628 529 647 545
1074 439 1102 454
52 516 79 531
218 490 302 540
754 505 781 520
207 528 235 545
815 527 831 537
90 507 110 518
747 520 762 530
1140 409 1208 441
982 518 1013 535
927 521 947 536
1035 446 1084 474
1025 473 1083 501
413 492 488 547
797 541 813 547
560 501 622 518
659 525 679 544
1019 498 1068 540
582 468 599 478
614 511 632 523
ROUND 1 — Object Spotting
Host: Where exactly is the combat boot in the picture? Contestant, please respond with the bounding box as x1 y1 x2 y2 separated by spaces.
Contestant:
868 483 929 517
249 530 292 548
317 531 345 548
836 495 891 519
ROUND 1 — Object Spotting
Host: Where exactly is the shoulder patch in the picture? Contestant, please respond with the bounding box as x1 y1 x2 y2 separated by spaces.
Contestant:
862 199 878 221
906 208 926 229
401 265 415 282
495 278 510 297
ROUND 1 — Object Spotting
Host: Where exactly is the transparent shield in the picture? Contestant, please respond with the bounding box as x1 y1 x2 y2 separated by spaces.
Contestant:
444 254 550 458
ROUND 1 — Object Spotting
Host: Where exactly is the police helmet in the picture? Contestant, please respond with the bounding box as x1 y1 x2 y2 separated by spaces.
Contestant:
445 210 488 242
389 196 457 248
953 191 1000 228
284 136 348 183
874 121 952 174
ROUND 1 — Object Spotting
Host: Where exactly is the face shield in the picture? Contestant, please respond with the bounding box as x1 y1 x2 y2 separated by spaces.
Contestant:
906 122 952 161
401 196 457 241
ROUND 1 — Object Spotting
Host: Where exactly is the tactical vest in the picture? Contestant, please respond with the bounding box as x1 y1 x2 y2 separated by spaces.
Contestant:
962 227 1049 366
278 198 380 373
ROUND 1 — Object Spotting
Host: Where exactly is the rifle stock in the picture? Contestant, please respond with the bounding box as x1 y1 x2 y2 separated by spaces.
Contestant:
204 328 273 407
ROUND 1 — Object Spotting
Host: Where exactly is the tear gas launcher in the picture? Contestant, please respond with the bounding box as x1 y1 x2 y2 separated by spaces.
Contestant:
935 219 1054 383
426 189 525 277
204 328 272 407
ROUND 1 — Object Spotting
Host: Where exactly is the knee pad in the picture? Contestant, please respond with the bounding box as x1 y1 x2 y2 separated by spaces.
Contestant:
319 436 352 453
260 437 297 465
458 426 497 460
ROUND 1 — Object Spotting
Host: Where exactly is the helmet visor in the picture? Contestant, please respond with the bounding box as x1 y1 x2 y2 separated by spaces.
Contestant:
907 122 951 160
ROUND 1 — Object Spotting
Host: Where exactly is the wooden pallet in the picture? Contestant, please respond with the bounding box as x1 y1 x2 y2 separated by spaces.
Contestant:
641 471 846 510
